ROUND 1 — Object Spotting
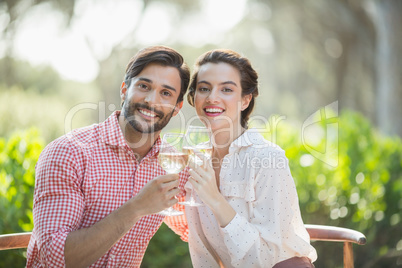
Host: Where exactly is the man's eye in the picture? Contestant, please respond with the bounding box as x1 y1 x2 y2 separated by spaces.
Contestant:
161 91 172 97
138 84 148 90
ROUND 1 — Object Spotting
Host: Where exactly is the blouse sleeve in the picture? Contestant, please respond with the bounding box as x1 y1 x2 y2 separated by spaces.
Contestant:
219 149 317 267
29 138 85 267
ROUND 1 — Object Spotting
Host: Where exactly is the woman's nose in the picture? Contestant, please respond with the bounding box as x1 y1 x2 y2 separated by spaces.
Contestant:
206 88 219 103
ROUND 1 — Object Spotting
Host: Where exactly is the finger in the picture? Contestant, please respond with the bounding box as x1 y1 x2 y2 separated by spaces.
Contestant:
166 189 180 203
189 169 205 184
188 155 200 169
188 175 197 183
168 196 178 206
188 176 199 187
158 174 179 183
189 164 210 182
164 179 180 191
167 187 180 199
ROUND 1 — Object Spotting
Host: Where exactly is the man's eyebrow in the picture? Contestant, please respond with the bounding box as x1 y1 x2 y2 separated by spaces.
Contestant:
163 84 177 92
197 80 238 87
137 77 152 83
137 77 177 92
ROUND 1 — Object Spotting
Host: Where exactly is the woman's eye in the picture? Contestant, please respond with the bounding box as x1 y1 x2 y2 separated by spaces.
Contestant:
197 87 210 92
223 88 233 92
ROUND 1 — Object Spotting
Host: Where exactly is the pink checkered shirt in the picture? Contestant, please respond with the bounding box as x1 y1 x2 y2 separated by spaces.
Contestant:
26 111 188 267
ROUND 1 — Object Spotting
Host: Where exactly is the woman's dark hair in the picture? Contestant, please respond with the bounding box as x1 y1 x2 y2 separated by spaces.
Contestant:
124 46 190 103
187 49 259 128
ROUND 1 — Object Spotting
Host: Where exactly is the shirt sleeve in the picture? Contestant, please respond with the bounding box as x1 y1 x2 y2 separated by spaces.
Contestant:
31 138 85 267
163 196 189 242
219 149 317 267
163 167 190 241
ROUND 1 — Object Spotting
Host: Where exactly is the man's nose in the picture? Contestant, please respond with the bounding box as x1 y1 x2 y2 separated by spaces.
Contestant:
144 90 158 104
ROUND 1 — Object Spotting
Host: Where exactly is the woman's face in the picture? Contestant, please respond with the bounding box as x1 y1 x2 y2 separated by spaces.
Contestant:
194 62 251 133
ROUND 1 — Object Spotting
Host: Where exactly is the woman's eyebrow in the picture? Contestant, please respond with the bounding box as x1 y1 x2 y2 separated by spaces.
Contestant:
197 80 238 87
197 80 212 86
219 81 237 87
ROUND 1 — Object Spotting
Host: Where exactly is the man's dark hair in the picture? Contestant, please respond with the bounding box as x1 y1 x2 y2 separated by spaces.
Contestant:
124 46 190 103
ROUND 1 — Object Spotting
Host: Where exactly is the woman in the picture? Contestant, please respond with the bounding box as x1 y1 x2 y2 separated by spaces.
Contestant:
184 49 317 267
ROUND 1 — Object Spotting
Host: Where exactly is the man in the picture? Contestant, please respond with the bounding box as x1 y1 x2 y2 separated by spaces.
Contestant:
26 46 190 267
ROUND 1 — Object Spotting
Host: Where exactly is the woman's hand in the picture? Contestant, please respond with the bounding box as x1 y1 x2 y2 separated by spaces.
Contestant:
188 151 236 227
187 151 221 207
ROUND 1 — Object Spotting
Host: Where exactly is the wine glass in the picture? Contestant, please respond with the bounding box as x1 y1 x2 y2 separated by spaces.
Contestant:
157 133 188 216
179 126 213 207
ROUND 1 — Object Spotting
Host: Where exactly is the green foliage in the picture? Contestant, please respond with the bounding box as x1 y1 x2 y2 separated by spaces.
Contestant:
265 110 402 268
141 224 191 268
0 128 44 267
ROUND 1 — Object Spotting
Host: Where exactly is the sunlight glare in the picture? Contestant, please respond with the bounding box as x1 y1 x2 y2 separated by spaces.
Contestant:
203 0 246 31
13 0 141 82
135 2 175 45
179 0 246 47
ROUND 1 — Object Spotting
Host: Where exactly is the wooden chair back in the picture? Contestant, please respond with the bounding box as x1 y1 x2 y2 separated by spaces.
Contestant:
0 232 32 250
305 224 366 268
0 225 366 268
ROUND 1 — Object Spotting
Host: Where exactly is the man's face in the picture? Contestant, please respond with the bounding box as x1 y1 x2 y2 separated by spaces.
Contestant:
121 63 182 134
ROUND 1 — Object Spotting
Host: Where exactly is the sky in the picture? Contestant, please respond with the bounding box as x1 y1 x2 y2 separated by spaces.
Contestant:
9 0 247 82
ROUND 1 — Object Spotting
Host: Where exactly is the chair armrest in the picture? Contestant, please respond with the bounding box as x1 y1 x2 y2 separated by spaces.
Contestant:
305 224 366 245
0 232 32 250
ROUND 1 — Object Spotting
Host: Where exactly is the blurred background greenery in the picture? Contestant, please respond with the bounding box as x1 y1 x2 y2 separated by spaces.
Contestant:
0 0 401 267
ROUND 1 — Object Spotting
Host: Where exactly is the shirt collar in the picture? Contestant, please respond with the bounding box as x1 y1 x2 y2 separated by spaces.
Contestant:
146 136 161 158
229 129 271 150
100 111 162 157
100 111 127 148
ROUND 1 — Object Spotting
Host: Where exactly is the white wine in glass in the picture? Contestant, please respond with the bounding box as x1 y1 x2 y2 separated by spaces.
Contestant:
158 152 188 174
157 133 188 216
180 126 213 207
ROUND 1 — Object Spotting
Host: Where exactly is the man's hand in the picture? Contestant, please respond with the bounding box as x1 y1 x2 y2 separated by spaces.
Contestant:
132 174 180 216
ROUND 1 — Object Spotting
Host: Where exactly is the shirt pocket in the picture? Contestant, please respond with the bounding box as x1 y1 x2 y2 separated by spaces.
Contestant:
220 179 255 202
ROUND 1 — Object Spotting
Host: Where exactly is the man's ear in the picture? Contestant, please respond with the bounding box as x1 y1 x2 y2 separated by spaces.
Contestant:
241 94 252 111
120 82 127 102
173 101 184 116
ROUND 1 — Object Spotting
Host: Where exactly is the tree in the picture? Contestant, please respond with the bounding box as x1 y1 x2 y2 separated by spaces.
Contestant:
369 0 402 137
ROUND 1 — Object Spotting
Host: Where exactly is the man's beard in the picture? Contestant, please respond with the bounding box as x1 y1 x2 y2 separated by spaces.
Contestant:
123 101 175 134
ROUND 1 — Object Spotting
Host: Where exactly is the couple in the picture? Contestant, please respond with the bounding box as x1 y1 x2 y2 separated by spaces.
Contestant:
26 46 317 267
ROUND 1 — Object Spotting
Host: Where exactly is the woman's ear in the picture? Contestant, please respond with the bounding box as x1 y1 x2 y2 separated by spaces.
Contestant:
241 94 252 111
